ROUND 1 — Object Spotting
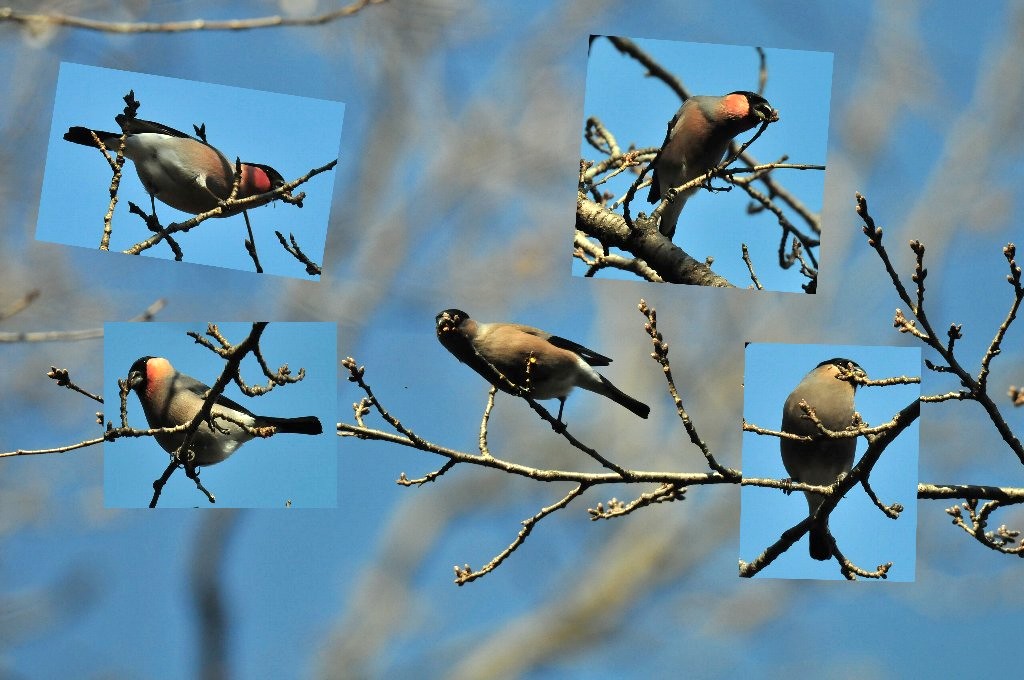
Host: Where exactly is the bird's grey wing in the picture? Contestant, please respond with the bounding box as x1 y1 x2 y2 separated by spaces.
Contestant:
781 391 815 436
496 322 550 339
498 323 612 367
175 373 213 397
471 323 540 363
648 103 686 203
544 335 612 367
210 391 257 418
175 373 257 418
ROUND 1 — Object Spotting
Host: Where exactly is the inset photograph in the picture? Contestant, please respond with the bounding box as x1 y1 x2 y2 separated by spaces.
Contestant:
104 321 337 508
576 37 832 291
39 62 342 278
740 344 920 580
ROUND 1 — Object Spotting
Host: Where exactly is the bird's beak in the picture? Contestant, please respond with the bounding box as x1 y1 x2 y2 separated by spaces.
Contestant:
753 102 779 123
835 362 867 386
127 370 144 390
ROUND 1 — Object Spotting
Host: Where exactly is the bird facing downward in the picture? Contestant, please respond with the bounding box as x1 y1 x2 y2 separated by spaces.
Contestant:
127 356 322 467
64 115 287 217
780 357 865 561
435 309 650 422
648 91 777 239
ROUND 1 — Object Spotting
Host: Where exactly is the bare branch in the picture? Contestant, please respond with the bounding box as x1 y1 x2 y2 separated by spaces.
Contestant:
0 0 387 34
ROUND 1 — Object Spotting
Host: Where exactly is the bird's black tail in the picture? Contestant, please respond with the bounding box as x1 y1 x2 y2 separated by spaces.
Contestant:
598 375 650 419
63 127 120 148
809 523 833 561
258 415 323 435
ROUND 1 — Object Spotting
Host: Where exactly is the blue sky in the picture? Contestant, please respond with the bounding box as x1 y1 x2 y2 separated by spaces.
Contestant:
104 322 337 508
741 343 921 580
4 1 1024 679
577 38 832 291
38 62 343 278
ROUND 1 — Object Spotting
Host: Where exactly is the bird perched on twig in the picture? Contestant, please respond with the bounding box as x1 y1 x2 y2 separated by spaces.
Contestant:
780 357 865 561
648 91 777 239
127 356 322 466
435 309 650 422
64 115 289 218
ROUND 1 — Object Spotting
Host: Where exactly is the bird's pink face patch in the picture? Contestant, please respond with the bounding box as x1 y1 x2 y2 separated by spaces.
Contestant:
145 357 174 398
250 166 272 193
720 93 777 130
722 93 753 119
240 164 278 195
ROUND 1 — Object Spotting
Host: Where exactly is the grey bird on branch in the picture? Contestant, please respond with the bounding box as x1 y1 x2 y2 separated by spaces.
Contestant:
780 357 865 560
648 91 777 239
435 309 650 422
65 115 288 217
127 356 322 466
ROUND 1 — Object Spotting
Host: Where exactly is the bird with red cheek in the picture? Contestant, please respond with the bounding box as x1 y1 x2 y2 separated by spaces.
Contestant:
648 90 777 239
780 358 865 561
64 115 288 218
436 308 650 423
127 356 322 467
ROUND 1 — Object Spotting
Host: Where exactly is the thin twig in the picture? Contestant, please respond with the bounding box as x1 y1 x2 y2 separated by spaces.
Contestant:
0 0 387 33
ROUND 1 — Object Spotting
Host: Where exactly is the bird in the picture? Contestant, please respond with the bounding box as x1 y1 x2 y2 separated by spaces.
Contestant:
647 91 777 239
435 308 650 422
64 115 287 218
780 357 865 561
126 356 322 467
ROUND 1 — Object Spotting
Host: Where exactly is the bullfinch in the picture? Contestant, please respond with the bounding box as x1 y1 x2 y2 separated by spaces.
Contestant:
64 115 286 217
780 357 865 561
648 91 776 239
127 356 322 466
436 309 650 421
